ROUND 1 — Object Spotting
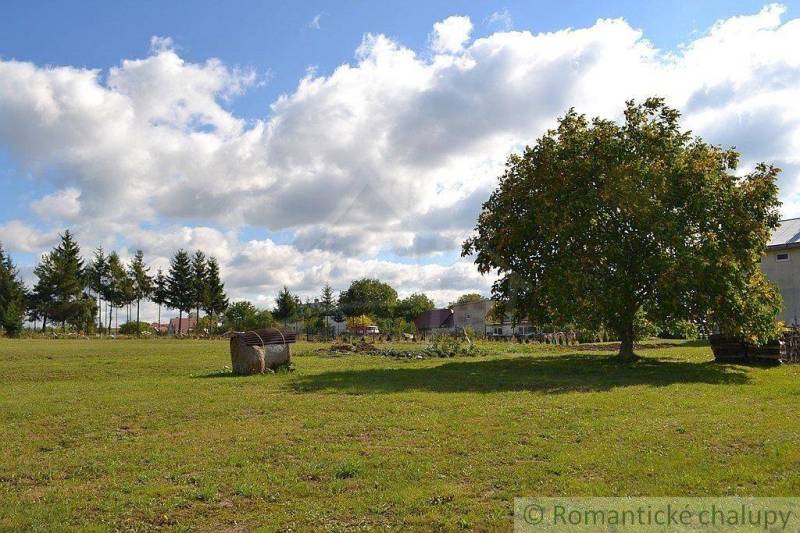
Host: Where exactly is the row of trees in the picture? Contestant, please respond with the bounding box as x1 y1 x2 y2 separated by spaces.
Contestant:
1 232 479 338
0 230 229 336
223 279 441 336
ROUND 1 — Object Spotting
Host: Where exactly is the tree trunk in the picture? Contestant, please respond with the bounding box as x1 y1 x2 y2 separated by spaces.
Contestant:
178 310 183 337
157 304 161 335
136 298 140 334
617 320 638 361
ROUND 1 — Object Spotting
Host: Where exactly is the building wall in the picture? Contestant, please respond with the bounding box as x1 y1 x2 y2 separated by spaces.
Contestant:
760 248 800 325
451 299 494 334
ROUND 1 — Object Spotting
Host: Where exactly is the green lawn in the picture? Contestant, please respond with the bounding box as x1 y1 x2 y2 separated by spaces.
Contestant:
1 338 800 531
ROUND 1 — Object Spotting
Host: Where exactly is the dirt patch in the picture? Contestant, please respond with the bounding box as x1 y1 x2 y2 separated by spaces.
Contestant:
326 342 379 354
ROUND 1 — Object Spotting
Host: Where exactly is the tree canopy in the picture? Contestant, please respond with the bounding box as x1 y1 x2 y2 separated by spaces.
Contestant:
273 285 300 325
0 243 26 337
166 250 194 334
464 98 782 359
449 293 485 307
202 257 228 318
338 278 398 318
396 292 435 322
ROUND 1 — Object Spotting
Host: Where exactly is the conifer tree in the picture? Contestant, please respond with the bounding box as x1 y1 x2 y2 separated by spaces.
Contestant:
128 250 153 332
202 257 228 321
152 268 167 331
167 250 194 335
191 250 207 321
0 243 27 337
88 247 110 333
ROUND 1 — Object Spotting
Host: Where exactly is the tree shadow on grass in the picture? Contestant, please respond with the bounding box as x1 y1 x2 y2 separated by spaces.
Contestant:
292 353 749 394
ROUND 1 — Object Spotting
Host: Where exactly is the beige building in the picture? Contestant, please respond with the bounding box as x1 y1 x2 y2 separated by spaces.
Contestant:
450 298 532 337
761 218 800 325
451 299 493 334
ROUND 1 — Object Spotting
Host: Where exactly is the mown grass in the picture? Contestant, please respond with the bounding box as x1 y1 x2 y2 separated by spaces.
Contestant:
1 338 800 531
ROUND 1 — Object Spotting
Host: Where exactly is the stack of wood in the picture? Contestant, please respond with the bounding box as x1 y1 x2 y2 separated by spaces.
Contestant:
229 328 296 375
710 334 784 363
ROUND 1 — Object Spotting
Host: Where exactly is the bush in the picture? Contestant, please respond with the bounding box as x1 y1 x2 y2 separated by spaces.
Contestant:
427 335 477 357
119 321 152 334
634 310 661 340
659 318 699 340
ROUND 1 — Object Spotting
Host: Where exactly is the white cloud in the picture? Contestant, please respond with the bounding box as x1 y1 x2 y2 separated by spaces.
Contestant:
1 6 800 310
0 220 59 254
30 188 82 221
308 14 322 30
486 9 513 30
430 15 474 53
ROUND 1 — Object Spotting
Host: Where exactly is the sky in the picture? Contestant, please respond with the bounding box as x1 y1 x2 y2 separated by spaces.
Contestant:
1 1 800 321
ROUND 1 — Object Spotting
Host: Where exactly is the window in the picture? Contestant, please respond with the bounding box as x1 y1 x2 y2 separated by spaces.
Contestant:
465 313 470 319
777 253 790 262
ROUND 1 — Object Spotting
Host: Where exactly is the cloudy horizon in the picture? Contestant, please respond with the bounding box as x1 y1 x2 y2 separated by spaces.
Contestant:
1 3 799 321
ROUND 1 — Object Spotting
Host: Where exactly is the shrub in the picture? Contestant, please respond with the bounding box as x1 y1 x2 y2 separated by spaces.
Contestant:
659 318 699 340
119 321 152 335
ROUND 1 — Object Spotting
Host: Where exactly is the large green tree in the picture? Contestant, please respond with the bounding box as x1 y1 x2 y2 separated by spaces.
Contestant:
464 98 782 360
0 244 27 337
31 230 88 332
128 250 153 332
396 292 435 322
224 300 274 331
338 278 398 318
166 250 194 335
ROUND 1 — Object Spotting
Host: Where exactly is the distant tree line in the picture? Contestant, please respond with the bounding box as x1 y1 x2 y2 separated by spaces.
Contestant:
221 278 443 337
0 230 228 336
1 232 475 338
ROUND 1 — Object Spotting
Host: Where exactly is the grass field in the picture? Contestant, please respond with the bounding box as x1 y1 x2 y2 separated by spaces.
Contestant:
2 338 800 531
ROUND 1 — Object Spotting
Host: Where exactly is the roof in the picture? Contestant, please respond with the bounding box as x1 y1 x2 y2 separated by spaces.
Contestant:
414 308 454 330
768 218 800 249
168 316 198 333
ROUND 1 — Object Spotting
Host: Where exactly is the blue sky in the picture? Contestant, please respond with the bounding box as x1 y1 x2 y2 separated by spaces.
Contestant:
1 1 799 315
1 1 787 117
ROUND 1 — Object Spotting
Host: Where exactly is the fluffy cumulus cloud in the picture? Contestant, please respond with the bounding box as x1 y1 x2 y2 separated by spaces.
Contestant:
1 4 799 316
430 15 474 53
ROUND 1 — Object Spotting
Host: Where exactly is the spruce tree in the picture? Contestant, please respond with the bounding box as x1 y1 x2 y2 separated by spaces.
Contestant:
202 257 228 321
128 250 153 332
0 244 27 337
88 247 110 333
152 268 167 332
49 230 86 331
167 250 194 335
273 285 299 326
31 253 57 331
191 250 207 321
320 283 336 338
106 252 127 333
